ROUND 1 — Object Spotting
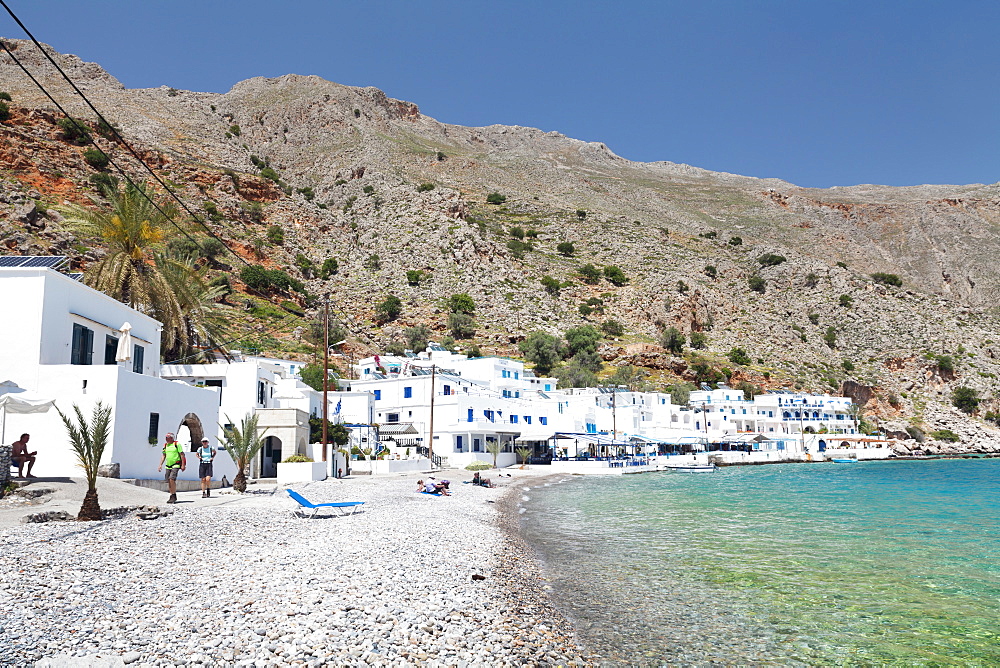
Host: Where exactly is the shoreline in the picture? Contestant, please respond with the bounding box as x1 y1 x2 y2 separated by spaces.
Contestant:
0 469 595 666
493 473 598 666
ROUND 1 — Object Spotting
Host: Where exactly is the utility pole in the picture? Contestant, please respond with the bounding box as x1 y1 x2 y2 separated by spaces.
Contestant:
322 294 329 464
428 364 436 469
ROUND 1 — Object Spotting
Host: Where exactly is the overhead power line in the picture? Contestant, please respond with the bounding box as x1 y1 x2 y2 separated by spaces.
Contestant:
0 4 365 364
0 1 251 268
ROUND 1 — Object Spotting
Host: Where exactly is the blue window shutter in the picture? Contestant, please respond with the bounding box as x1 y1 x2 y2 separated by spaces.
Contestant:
404 386 412 398
374 390 381 401
467 408 474 422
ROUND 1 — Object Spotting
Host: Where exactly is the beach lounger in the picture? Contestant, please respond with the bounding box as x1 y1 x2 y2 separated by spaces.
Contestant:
286 489 365 518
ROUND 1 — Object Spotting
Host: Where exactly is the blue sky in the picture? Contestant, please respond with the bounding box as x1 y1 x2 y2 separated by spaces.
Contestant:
4 1 998 188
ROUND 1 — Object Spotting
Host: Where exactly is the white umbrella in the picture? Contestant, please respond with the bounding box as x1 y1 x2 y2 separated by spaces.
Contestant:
115 322 133 362
0 380 55 443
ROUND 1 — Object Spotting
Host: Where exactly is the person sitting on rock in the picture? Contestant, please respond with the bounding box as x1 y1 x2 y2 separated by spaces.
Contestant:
11 433 37 478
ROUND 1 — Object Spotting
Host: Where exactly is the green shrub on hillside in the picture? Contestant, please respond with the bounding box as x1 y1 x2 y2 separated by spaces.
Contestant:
319 258 338 279
83 148 109 169
376 294 402 322
951 386 979 413
824 326 837 349
600 320 624 337
577 263 601 284
417 183 435 192
871 272 902 287
758 253 786 267
448 312 476 339
748 275 766 293
728 236 743 246
486 192 506 205
448 293 476 314
58 117 91 145
540 275 561 295
659 327 684 354
0 101 9 123
727 347 751 365
603 265 628 286
266 225 284 245
557 241 576 256
930 429 960 443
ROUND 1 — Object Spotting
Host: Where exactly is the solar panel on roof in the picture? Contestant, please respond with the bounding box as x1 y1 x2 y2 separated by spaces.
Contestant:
0 255 69 269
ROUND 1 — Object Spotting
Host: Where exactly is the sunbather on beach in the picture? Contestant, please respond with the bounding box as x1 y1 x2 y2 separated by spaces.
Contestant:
472 472 494 488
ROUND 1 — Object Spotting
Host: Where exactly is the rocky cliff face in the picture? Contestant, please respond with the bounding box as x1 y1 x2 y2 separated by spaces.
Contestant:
2 38 1000 451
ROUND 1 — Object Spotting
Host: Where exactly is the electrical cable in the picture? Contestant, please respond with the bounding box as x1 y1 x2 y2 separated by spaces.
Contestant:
0 36 308 359
0 10 356 362
0 39 207 250
0 2 251 267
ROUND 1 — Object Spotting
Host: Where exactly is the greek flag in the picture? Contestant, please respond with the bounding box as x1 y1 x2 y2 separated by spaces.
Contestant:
334 399 342 415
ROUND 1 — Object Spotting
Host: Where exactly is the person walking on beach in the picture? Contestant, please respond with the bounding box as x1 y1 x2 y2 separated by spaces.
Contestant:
197 437 215 498
11 433 37 478
157 432 186 504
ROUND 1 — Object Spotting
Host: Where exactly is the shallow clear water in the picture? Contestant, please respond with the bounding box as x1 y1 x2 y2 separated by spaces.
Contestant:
519 459 1000 665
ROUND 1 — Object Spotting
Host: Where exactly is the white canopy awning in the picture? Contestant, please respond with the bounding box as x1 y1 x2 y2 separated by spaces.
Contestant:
0 380 55 442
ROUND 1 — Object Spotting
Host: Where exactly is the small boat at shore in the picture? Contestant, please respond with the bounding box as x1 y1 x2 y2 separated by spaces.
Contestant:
830 457 858 463
665 464 718 473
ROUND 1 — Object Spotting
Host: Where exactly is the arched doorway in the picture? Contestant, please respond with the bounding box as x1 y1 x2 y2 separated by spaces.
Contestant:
260 435 282 478
176 413 205 453
818 439 827 452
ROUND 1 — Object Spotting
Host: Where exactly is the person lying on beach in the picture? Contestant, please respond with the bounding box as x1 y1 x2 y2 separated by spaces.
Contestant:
472 472 495 488
417 478 451 496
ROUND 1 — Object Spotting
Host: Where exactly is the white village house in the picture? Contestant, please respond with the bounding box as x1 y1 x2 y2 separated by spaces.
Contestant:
340 346 889 469
0 259 223 480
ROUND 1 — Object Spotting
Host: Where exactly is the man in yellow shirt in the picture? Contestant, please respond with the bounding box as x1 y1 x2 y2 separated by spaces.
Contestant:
157 432 186 504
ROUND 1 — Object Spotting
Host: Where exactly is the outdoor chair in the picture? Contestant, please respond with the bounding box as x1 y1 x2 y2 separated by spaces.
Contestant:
286 488 365 518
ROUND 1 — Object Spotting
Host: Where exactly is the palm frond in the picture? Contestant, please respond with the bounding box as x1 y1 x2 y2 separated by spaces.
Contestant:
56 402 113 489
220 413 268 474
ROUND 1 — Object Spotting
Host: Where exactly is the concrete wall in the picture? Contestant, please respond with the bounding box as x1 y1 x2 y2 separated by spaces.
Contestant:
5 365 222 480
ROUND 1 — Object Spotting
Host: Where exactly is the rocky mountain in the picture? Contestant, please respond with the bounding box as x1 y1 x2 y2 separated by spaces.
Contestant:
2 38 999 454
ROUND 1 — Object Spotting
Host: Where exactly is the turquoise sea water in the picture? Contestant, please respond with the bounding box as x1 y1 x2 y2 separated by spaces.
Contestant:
518 459 1000 665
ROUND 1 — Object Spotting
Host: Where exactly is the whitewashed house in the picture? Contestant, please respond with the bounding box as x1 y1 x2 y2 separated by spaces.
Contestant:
0 259 220 480
162 354 374 477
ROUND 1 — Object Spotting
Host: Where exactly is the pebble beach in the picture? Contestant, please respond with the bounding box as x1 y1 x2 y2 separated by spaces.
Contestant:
0 471 593 667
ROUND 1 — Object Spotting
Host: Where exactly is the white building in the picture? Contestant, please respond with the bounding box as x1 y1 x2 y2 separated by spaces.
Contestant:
345 347 880 467
162 354 375 477
0 259 220 480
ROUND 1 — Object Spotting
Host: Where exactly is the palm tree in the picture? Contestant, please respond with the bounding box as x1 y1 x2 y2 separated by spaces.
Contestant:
485 438 502 469
59 182 205 355
221 413 267 492
516 446 531 470
56 402 112 521
158 251 231 361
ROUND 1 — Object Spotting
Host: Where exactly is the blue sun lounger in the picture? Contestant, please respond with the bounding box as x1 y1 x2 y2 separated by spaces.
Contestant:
286 489 365 518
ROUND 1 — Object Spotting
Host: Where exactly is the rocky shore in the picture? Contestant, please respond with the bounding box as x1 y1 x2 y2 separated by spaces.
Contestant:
0 472 593 667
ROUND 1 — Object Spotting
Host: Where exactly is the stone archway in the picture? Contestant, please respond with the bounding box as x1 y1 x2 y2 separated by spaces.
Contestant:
176 413 205 452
